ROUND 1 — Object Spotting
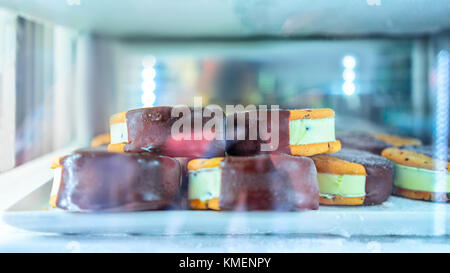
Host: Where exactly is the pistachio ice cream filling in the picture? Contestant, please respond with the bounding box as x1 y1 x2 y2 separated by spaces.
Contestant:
289 117 336 145
318 173 366 198
51 167 62 199
188 167 222 202
110 122 128 144
394 163 450 193
111 116 336 146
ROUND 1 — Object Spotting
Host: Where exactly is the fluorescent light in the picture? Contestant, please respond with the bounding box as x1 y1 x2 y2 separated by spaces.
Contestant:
343 69 356 81
342 82 355 95
142 67 156 80
342 55 356 69
141 80 156 92
142 55 156 68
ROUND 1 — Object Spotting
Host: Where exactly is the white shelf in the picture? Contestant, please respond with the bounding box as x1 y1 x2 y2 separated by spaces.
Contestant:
1 227 450 253
2 153 449 237
2 180 449 237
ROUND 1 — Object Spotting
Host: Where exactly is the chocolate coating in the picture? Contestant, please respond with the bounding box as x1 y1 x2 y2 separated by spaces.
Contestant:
225 110 290 156
219 154 319 211
331 148 394 205
170 157 190 210
125 106 225 158
55 151 181 212
337 132 390 155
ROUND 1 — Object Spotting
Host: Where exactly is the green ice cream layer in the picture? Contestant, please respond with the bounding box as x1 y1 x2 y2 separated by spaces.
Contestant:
289 117 336 145
394 163 450 193
318 173 366 198
188 167 222 202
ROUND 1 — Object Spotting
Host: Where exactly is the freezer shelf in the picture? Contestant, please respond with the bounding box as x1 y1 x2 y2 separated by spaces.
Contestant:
2 181 449 236
1 0 449 38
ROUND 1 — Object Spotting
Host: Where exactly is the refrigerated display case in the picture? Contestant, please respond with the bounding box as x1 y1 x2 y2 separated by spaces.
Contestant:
0 0 449 252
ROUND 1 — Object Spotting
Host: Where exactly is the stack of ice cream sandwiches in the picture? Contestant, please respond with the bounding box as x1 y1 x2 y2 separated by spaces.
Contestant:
187 108 340 211
49 106 448 213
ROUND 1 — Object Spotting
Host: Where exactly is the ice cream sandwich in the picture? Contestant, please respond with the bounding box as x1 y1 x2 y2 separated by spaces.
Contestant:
338 131 421 155
108 106 225 158
311 148 393 205
50 150 182 211
187 154 319 211
382 146 449 202
226 108 341 156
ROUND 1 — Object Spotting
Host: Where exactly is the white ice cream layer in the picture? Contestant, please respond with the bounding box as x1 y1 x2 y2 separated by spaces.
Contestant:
51 167 62 198
289 117 336 145
110 122 128 144
188 167 221 202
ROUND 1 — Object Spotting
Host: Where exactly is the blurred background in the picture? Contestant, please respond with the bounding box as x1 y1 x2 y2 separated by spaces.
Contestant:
0 0 449 171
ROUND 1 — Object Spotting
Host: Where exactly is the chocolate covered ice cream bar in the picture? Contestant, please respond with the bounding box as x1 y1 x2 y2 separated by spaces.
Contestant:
311 148 393 206
338 131 421 155
50 151 182 212
187 154 319 211
108 106 225 158
225 108 341 156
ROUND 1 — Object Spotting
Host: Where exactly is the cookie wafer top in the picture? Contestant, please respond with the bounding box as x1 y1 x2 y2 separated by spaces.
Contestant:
311 154 367 176
312 148 392 175
403 145 450 159
331 148 393 169
289 108 334 120
338 131 421 154
382 146 449 171
373 133 422 147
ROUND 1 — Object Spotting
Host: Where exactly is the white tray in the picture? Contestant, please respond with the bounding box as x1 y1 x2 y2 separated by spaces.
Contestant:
2 180 450 236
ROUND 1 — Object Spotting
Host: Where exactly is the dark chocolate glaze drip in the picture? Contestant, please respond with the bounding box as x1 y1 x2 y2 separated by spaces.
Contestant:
56 151 181 212
403 145 450 160
337 131 389 155
219 154 319 211
225 110 290 156
125 106 225 158
331 148 394 205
